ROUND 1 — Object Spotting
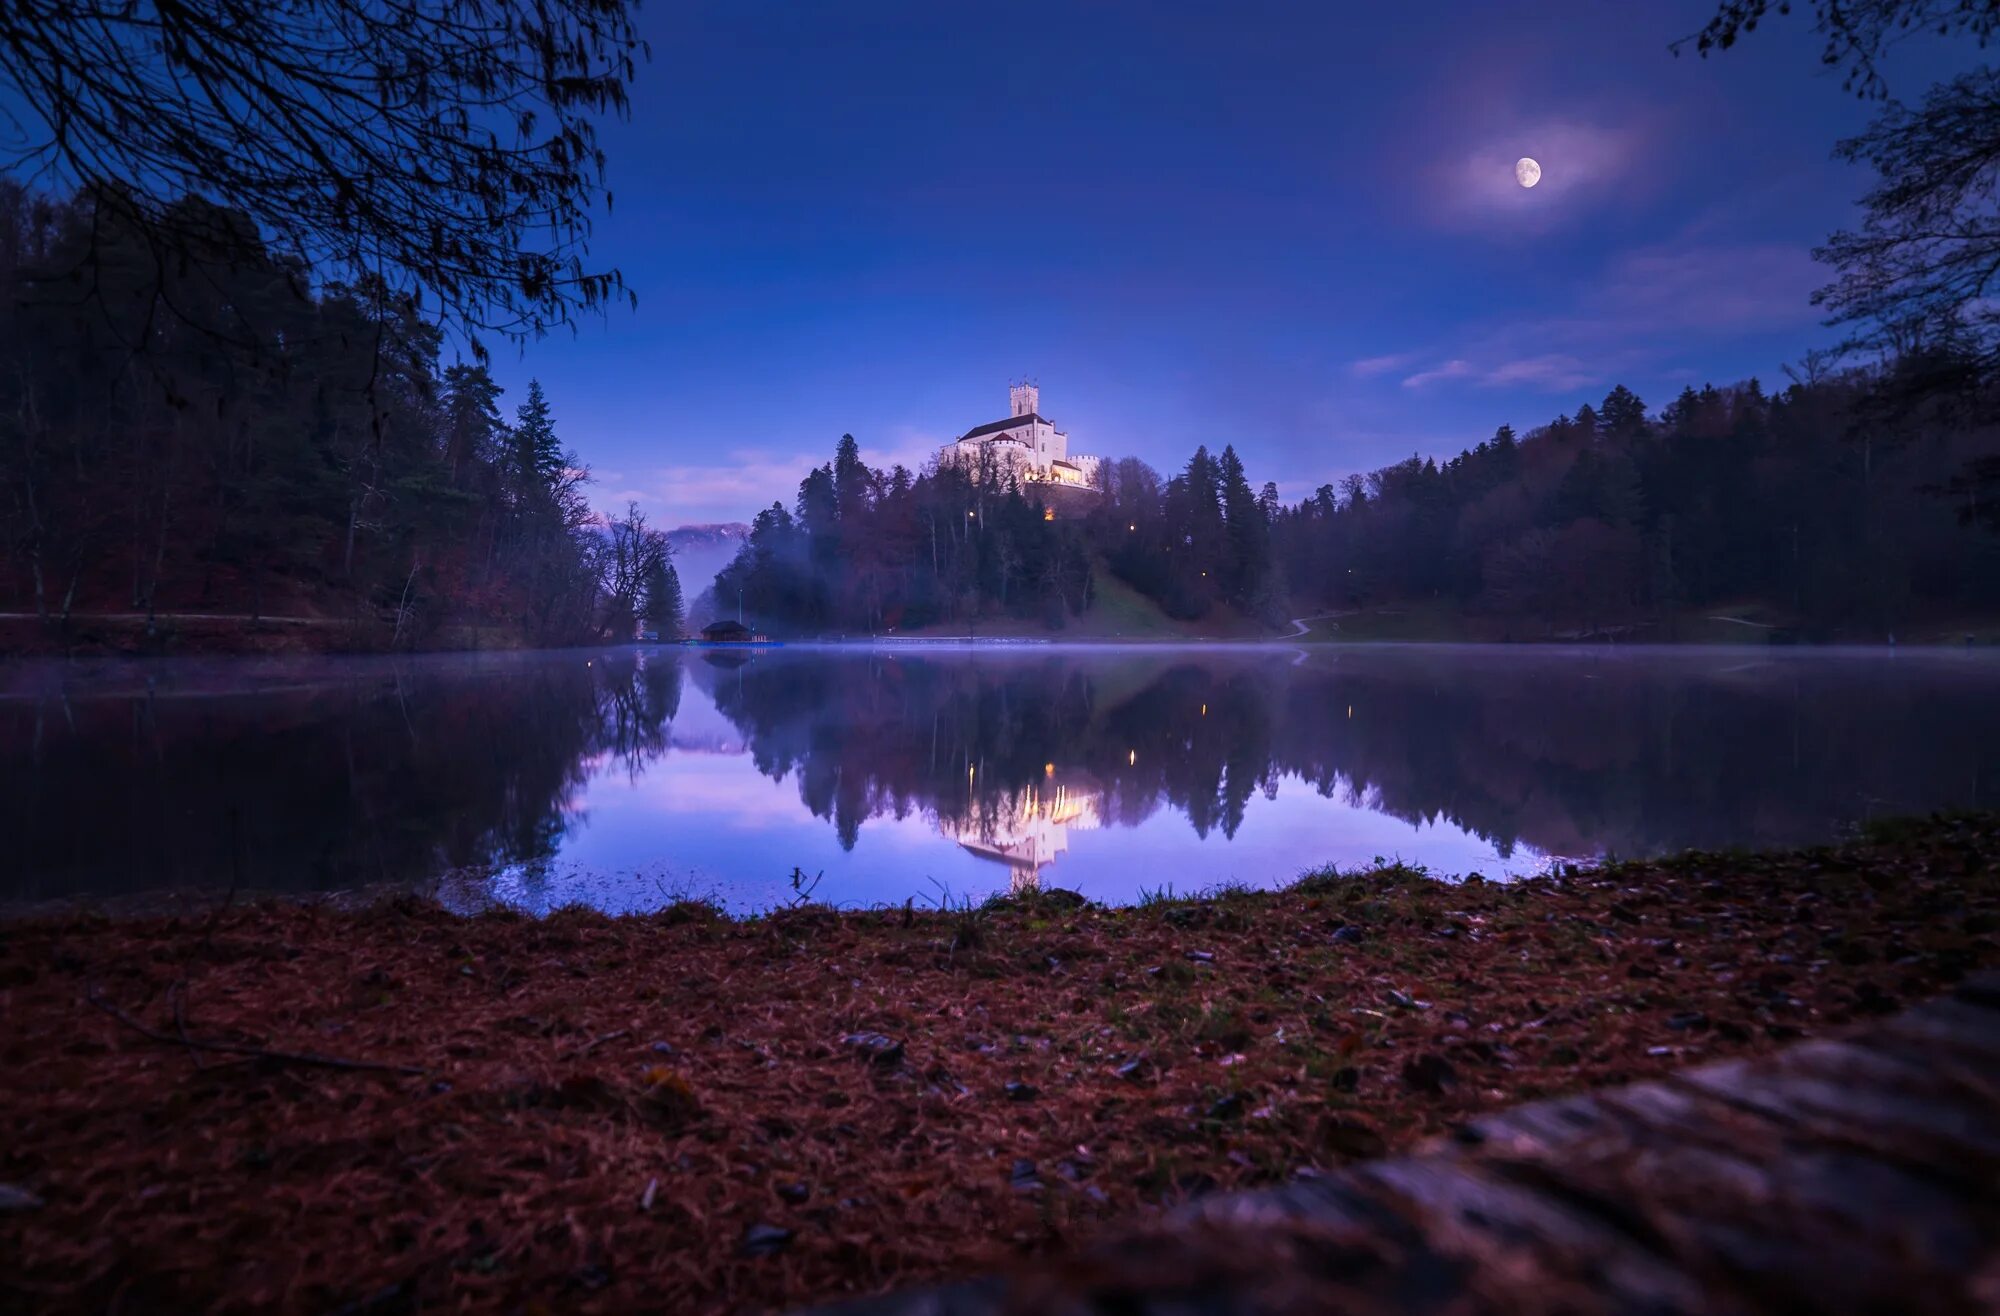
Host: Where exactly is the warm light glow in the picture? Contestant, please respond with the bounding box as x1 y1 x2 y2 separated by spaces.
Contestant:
1128 749 1136 766
1044 762 1054 776
1043 508 1054 521
1347 705 1353 718
1200 704 1207 716
1128 524 1135 532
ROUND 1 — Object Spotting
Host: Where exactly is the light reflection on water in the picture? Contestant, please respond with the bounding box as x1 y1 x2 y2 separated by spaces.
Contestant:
5 644 1998 913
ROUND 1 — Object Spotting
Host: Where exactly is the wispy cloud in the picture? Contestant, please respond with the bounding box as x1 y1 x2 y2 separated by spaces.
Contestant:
1382 232 1822 395
598 428 947 528
1400 353 1596 392
1595 239 1823 333
1399 359 1475 388
1349 352 1419 377
1480 353 1597 390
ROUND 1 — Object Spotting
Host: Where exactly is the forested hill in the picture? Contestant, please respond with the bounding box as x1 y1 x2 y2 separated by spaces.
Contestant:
1272 371 2000 641
0 184 682 651
718 367 2000 642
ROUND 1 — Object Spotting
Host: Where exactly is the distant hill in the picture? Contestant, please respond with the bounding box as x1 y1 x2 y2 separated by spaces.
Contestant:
666 522 748 601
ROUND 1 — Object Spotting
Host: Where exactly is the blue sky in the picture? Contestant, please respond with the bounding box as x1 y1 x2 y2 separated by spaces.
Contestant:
483 1 1959 527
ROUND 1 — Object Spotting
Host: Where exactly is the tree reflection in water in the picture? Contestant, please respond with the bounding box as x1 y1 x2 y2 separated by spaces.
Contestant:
699 647 2000 881
5 646 1998 906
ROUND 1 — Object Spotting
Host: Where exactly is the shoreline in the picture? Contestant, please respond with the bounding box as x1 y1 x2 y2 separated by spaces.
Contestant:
3 816 1996 1312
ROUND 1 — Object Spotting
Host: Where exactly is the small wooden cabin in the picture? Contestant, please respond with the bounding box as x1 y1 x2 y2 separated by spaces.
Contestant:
699 619 757 643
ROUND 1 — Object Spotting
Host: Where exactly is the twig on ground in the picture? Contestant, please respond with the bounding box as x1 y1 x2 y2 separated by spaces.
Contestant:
570 1028 630 1057
86 989 424 1076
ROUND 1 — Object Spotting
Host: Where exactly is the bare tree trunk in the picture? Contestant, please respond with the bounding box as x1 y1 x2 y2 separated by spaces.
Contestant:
392 551 422 649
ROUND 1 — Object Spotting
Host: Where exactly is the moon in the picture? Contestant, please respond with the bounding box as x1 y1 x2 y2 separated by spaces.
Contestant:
1515 157 1542 188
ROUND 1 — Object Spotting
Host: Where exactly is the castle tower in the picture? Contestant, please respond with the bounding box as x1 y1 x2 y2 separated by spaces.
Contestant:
1010 381 1039 418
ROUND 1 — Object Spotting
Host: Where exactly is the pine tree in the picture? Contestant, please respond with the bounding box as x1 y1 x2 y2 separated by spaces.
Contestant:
644 556 685 637
439 364 506 484
1600 385 1648 437
1218 444 1269 610
833 433 869 524
512 379 565 502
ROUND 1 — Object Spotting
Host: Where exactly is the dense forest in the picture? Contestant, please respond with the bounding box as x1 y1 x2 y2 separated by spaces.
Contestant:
711 363 2000 641
0 183 681 649
1268 367 2000 639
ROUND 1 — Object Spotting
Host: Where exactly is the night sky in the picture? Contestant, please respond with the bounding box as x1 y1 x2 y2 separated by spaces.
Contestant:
486 2 1961 527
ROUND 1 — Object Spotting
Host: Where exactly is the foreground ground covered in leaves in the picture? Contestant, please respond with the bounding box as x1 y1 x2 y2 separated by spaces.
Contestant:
3 815 1998 1314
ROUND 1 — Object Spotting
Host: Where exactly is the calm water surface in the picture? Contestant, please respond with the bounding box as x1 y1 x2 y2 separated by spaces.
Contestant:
5 644 1998 913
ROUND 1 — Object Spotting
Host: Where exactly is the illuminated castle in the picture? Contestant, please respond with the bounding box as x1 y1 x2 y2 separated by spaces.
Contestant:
937 771 1102 893
941 382 1101 489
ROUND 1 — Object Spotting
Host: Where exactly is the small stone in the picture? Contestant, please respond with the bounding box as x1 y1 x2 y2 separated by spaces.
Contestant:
650 1041 678 1056
0 1184 42 1212
1008 1159 1042 1194
1331 926 1365 945
1329 1065 1360 1092
1186 950 1215 963
1666 1011 1709 1031
739 1222 793 1257
1384 989 1416 1009
1003 1081 1039 1102
775 1181 810 1204
1207 1092 1247 1121
1115 1057 1153 1082
839 1031 905 1067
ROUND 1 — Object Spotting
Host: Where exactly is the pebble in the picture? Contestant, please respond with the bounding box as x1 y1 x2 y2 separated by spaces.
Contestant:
839 1031 905 1067
0 1184 41 1212
739 1223 794 1258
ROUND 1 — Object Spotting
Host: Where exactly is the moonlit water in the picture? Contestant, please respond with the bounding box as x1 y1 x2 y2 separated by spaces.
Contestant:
5 644 1998 913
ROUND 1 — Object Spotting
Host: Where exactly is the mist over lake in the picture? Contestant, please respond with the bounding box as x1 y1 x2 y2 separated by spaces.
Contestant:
7 644 1997 914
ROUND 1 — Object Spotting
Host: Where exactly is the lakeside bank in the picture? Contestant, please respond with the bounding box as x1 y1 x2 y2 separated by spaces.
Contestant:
2 815 1996 1313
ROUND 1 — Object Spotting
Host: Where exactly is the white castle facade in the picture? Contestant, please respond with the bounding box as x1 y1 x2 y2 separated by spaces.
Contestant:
941 383 1101 489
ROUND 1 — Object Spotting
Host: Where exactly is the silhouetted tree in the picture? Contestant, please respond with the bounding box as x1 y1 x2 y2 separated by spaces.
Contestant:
0 0 645 355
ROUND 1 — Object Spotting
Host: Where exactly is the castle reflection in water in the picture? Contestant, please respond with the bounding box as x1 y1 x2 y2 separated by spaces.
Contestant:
937 772 1103 892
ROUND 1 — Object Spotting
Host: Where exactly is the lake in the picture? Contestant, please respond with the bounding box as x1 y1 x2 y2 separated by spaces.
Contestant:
5 644 1998 914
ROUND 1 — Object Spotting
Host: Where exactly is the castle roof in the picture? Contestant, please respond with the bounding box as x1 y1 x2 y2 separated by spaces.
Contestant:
959 413 1053 441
